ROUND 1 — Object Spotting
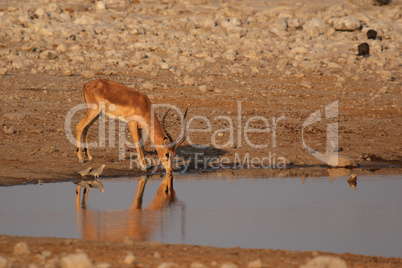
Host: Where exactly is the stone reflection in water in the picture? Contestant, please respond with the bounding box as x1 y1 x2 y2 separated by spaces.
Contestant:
327 168 357 189
74 174 179 242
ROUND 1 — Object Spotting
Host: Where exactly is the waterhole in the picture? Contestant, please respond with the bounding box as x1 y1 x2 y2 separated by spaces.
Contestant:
0 171 401 258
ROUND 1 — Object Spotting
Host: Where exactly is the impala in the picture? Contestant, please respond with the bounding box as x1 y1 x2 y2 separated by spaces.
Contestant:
75 79 188 173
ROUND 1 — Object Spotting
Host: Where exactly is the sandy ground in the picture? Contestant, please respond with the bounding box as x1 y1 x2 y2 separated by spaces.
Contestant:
0 71 400 186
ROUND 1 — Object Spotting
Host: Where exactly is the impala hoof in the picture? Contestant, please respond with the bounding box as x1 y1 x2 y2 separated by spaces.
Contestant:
79 159 85 164
140 165 149 172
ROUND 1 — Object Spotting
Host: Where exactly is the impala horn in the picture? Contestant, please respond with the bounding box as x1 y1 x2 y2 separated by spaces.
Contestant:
161 108 188 149
174 108 188 150
161 108 174 143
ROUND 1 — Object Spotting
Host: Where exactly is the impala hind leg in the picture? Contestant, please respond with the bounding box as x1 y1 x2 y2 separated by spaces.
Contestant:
128 121 149 171
76 110 100 163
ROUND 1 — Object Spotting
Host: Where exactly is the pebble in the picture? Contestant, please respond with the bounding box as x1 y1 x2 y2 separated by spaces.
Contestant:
123 253 136 265
199 85 208 93
3 112 25 121
332 17 362 31
60 253 93 268
300 256 347 268
221 263 238 268
327 155 357 168
248 259 263 268
190 262 208 268
81 70 95 79
0 257 8 268
157 263 179 268
14 242 31 255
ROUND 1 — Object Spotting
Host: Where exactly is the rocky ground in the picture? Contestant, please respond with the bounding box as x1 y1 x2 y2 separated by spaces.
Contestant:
1 235 402 268
0 0 401 266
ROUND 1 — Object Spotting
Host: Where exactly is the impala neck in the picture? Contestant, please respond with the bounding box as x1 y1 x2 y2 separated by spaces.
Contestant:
145 110 170 169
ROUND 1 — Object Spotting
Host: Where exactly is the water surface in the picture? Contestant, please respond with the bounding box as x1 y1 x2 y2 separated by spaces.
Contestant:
0 172 401 258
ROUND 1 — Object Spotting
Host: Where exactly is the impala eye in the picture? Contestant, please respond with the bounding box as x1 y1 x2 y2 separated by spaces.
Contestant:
165 153 170 159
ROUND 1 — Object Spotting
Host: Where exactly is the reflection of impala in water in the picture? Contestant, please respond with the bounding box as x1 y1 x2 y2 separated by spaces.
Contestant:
75 174 180 242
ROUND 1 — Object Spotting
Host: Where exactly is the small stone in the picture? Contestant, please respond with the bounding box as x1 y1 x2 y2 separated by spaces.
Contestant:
39 50 58 59
123 236 134 246
142 81 154 89
60 253 92 268
223 49 237 61
221 263 238 268
379 87 387 94
373 0 390 6
96 263 111 268
96 1 107 11
14 242 30 255
367 29 377 40
191 262 208 268
248 259 263 268
81 70 95 79
0 68 7 75
183 77 195 86
0 256 9 268
4 112 25 121
333 17 362 31
357 43 369 56
199 85 208 93
157 263 178 268
153 252 162 258
61 67 74 76
123 253 136 265
301 256 347 268
327 155 357 168
41 251 52 259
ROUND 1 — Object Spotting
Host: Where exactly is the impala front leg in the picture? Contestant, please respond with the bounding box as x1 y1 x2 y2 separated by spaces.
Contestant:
128 121 149 171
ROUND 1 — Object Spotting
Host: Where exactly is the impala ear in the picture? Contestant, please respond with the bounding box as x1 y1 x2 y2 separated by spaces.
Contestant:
163 137 169 146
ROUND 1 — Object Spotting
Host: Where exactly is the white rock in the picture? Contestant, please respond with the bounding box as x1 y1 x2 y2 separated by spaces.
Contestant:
288 18 301 28
221 263 238 268
157 262 178 268
183 77 195 86
81 70 95 79
14 242 30 255
303 19 326 38
60 253 93 268
61 66 74 76
34 7 45 18
191 262 208 268
332 17 362 31
223 49 237 61
0 256 8 268
39 50 58 60
96 2 107 11
123 253 136 265
327 155 357 167
4 112 25 121
199 85 208 93
300 256 347 268
248 259 263 268
142 81 154 89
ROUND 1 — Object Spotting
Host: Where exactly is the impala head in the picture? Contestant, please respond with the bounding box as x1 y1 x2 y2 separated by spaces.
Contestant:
160 109 188 174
